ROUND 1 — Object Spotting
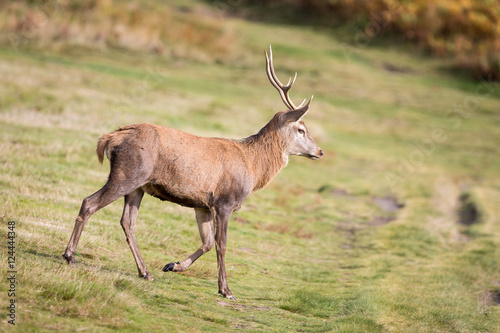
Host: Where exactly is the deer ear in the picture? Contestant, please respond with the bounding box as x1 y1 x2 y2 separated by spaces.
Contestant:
279 104 310 124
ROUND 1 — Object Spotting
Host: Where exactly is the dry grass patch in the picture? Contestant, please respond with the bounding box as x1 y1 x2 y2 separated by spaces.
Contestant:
0 0 237 63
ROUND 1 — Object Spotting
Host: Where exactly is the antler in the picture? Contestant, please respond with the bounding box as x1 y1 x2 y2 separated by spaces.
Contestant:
265 45 312 111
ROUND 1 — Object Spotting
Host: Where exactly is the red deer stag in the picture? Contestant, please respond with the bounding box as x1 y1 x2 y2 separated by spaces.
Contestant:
63 46 323 300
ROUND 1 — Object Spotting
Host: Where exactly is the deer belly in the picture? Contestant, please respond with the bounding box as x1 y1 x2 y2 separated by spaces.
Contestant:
142 183 208 209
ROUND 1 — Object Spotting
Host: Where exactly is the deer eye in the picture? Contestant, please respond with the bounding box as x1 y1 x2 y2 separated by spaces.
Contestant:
298 129 305 136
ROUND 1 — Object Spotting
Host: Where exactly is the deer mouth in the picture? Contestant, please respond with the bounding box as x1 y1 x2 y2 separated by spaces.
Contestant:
303 153 323 160
304 149 323 160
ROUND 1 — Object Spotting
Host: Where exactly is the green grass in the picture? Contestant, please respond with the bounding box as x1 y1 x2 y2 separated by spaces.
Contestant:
1 3 500 332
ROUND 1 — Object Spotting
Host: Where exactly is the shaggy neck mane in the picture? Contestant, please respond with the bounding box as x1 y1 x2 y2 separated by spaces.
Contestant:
239 113 287 191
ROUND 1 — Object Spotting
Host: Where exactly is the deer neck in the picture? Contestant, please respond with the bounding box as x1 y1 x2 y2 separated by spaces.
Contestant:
240 117 288 191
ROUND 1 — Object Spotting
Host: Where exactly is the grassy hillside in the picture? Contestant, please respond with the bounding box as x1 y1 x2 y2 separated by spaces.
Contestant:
1 1 500 332
244 0 500 79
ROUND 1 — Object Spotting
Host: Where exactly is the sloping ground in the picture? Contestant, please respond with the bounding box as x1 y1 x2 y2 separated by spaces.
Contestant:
1 3 500 332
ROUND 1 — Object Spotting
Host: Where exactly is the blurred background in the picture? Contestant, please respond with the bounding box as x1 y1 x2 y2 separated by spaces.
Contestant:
1 0 499 77
1 1 499 332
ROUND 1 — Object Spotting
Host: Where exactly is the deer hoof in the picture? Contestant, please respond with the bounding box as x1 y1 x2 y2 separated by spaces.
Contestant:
141 271 154 281
219 290 236 301
162 261 181 272
62 253 75 265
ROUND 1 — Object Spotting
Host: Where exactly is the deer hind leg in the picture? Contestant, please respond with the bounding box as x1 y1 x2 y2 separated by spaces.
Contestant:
163 207 214 273
63 177 144 265
120 188 152 280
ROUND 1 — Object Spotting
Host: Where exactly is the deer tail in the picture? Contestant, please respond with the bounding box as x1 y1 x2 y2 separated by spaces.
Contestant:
96 133 112 164
96 125 138 164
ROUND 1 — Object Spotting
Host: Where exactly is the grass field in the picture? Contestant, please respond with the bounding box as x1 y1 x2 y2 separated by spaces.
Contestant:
1 2 500 332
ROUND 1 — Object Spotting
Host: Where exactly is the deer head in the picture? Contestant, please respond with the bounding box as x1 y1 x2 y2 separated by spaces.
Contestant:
265 46 323 161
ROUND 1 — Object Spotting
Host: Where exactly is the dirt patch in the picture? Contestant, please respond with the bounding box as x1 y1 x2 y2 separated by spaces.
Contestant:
323 189 402 242
375 196 404 212
492 291 500 305
336 223 361 249
319 186 405 216
368 196 403 227
457 193 481 226
481 290 500 306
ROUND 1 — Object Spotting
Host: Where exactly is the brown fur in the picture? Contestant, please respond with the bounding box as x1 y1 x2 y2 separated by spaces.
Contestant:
63 47 323 300
95 117 287 209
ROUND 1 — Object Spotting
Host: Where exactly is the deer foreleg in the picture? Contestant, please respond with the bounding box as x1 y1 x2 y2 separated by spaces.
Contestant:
214 206 235 300
163 208 214 272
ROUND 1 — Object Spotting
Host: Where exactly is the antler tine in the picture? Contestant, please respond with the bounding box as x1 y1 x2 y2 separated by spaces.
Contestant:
266 46 282 87
300 95 314 108
265 45 298 110
288 72 297 89
284 72 298 90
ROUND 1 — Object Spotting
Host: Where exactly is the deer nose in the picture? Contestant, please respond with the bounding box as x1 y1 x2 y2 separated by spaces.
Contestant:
319 149 324 157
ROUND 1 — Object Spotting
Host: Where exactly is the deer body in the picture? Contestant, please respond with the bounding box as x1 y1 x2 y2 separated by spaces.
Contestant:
97 120 287 210
63 46 322 300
